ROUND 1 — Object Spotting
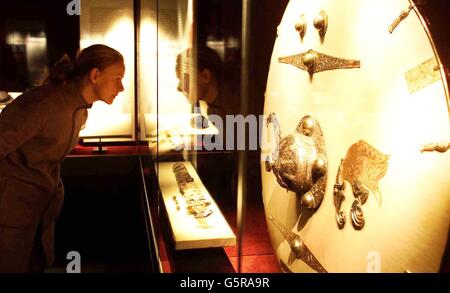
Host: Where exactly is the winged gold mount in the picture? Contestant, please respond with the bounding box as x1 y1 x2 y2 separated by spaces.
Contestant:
268 215 327 273
279 49 360 76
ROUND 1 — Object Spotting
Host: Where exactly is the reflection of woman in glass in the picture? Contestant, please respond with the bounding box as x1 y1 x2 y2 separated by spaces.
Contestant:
0 44 125 272
176 46 239 122
176 46 239 208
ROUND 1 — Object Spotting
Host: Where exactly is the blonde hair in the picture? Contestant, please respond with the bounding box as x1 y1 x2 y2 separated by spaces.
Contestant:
47 44 123 84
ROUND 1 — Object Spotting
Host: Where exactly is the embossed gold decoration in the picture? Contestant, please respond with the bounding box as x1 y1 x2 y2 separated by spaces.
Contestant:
333 159 346 229
388 4 414 33
350 180 369 230
266 113 327 209
268 215 327 273
350 200 365 230
420 141 450 153
279 49 360 76
295 14 307 40
341 140 389 230
342 140 389 205
352 180 369 205
405 58 441 94
313 10 328 43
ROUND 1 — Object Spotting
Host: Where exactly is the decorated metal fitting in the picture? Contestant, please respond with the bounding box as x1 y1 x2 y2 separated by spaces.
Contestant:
341 140 389 230
295 14 307 40
350 200 365 230
313 10 328 43
265 113 327 210
268 214 327 273
420 141 450 153
279 49 360 77
333 159 346 229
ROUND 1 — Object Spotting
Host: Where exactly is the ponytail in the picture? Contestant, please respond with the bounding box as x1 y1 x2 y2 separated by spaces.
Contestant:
46 54 77 85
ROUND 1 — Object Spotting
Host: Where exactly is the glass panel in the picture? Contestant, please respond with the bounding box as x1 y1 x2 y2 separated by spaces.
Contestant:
139 0 193 144
140 0 264 273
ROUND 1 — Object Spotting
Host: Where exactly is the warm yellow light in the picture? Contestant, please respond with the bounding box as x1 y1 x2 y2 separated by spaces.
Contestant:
139 0 194 141
79 0 135 139
8 92 22 99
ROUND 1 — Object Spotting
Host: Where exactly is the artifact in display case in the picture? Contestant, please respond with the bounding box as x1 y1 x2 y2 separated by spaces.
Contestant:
158 161 236 250
0 91 13 106
172 162 213 219
0 91 20 113
147 112 219 154
261 0 450 272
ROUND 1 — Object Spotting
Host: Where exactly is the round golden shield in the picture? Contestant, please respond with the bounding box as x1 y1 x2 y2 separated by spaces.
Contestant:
261 0 450 272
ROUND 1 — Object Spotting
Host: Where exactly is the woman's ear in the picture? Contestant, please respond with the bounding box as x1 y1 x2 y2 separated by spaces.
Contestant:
199 68 212 84
88 68 100 83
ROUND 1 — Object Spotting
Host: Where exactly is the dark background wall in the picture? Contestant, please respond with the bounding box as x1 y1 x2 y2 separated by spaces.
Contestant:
0 0 80 62
419 0 450 78
0 0 79 91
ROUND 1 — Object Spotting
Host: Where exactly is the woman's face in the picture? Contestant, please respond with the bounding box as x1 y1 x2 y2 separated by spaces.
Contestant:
93 61 125 105
176 60 207 105
176 61 195 104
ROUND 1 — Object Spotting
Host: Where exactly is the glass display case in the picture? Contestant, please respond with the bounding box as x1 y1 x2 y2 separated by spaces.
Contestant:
139 0 258 273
